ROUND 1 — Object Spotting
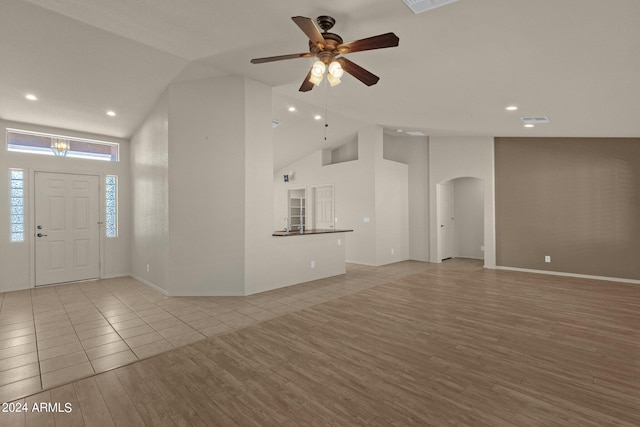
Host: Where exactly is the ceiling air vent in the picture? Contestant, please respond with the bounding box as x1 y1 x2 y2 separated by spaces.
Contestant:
521 116 550 125
402 0 458 14
272 119 282 128
405 131 427 136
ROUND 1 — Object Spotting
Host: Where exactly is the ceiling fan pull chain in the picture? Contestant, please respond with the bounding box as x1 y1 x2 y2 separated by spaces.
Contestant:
324 81 329 142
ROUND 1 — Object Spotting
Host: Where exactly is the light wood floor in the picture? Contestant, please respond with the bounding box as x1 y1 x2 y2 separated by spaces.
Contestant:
2 259 639 426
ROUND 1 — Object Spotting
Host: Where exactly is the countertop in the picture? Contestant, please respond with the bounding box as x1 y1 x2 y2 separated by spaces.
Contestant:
272 229 353 237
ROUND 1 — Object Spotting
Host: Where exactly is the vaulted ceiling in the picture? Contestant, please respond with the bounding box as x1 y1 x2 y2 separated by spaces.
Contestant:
2 0 639 169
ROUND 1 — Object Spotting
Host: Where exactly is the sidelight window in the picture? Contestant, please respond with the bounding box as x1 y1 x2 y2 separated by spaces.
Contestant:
105 175 118 238
9 169 25 242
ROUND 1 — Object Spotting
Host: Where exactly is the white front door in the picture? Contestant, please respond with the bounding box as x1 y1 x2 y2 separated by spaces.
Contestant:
35 172 100 286
313 185 334 229
438 182 455 261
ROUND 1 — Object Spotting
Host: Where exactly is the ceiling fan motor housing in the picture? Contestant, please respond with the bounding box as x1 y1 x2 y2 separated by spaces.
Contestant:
316 15 336 32
310 16 343 64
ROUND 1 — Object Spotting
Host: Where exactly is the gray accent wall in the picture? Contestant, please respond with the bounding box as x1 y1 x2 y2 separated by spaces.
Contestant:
495 137 640 280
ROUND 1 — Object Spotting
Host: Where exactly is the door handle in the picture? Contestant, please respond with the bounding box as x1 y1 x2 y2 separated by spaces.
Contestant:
37 233 48 237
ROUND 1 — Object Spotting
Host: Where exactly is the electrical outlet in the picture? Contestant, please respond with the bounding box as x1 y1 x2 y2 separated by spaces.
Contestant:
146 264 150 272
480 245 485 252
337 239 342 246
544 256 551 263
310 260 315 268
391 248 395 254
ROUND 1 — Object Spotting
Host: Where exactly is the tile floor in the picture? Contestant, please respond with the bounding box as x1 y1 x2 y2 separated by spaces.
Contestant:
0 260 448 403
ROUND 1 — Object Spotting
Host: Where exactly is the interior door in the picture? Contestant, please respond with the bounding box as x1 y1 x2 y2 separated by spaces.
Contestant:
438 182 455 260
35 172 100 286
313 185 334 229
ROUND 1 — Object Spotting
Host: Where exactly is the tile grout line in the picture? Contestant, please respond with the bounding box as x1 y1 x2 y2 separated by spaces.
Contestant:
88 281 181 356
29 287 44 392
55 285 97 380
75 282 140 366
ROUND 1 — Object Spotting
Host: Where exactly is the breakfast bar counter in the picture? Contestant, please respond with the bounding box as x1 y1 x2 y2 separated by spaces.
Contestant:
272 229 353 237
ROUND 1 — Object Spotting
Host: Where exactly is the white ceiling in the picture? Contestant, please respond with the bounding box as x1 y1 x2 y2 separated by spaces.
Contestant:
2 0 640 169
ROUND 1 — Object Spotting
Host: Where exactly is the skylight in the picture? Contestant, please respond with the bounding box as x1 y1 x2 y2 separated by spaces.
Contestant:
402 0 458 14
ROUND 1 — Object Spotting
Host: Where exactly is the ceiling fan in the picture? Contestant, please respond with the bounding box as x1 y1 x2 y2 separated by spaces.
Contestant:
250 16 399 92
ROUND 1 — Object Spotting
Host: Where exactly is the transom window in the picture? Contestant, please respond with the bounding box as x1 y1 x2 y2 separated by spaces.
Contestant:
7 129 119 162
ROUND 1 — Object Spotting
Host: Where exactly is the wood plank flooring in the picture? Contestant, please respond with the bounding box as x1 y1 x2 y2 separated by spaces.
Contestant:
1 259 639 426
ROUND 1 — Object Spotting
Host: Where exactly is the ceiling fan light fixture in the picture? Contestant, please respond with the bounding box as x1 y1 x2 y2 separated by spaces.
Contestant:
311 60 326 77
309 73 323 86
328 61 344 78
327 73 341 87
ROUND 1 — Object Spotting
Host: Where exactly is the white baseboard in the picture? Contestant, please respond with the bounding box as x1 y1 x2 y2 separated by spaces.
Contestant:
130 274 246 296
130 274 169 296
495 266 640 285
101 273 129 280
167 290 245 297
346 260 377 266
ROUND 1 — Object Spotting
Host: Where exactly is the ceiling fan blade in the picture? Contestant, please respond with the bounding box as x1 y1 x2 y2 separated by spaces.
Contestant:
292 16 326 49
339 58 380 86
250 52 312 64
299 69 315 92
337 32 399 54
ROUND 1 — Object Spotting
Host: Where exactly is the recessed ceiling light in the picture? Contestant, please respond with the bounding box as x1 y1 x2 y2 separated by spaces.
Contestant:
314 115 322 120
25 94 38 101
506 105 518 111
524 124 535 128
106 111 116 117
288 106 296 112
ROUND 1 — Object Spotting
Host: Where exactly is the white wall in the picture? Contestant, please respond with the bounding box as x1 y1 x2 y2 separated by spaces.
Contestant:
166 76 247 296
382 134 429 261
429 136 495 268
375 159 409 264
357 125 386 265
130 75 347 296
0 120 131 292
129 93 170 293
274 149 376 265
453 177 484 259
274 125 409 267
330 137 358 164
